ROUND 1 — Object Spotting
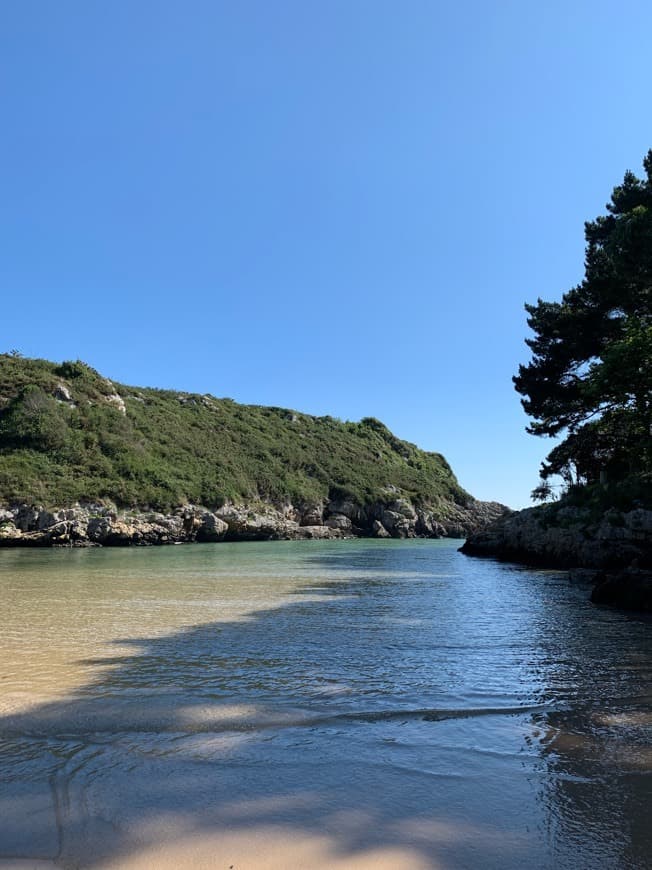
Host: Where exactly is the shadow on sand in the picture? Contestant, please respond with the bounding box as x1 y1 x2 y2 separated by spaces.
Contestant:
1 561 651 869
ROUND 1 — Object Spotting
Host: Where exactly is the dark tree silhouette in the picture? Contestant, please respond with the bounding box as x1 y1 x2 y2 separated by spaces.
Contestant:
514 152 652 492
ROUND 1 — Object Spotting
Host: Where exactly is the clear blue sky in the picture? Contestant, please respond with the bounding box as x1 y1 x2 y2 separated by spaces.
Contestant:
2 1 652 508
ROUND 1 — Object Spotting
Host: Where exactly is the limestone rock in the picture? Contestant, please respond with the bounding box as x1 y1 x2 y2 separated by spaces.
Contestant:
372 520 390 538
87 517 114 542
324 514 352 531
461 506 652 576
296 525 341 540
300 505 323 526
105 393 126 415
0 494 512 549
53 383 73 402
380 510 414 538
196 512 228 542
387 498 417 520
215 504 299 540
0 521 18 540
14 505 44 532
326 500 366 523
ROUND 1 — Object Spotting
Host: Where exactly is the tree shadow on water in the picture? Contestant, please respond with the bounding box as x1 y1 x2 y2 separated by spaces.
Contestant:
0 573 650 869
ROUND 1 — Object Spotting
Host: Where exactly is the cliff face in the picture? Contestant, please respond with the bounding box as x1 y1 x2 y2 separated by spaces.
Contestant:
461 504 652 569
0 354 508 545
0 497 507 547
461 504 652 611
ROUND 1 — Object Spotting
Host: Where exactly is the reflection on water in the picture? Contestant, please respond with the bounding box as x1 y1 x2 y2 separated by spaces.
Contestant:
0 539 650 868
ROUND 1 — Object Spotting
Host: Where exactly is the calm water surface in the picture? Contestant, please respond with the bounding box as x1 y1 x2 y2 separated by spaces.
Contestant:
0 539 650 869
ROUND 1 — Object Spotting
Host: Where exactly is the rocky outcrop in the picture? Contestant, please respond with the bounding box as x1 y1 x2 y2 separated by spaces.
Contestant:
0 504 230 547
590 569 652 611
0 502 342 547
299 505 323 526
0 495 508 548
324 514 353 531
195 512 229 542
372 520 390 538
461 505 652 569
460 504 652 611
315 496 507 541
53 383 73 403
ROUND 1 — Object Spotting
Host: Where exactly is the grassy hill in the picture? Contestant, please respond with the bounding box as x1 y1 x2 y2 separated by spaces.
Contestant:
0 354 471 513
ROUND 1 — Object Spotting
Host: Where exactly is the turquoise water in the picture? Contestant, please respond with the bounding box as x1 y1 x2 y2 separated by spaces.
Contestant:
0 539 650 868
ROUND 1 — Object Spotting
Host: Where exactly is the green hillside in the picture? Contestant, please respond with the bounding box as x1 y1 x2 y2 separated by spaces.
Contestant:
0 354 470 512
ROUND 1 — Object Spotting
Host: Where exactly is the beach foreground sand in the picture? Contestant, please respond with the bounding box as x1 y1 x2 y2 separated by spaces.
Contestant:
0 829 433 870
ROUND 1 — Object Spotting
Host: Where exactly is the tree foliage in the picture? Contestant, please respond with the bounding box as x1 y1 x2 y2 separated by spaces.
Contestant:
0 385 70 452
514 152 652 494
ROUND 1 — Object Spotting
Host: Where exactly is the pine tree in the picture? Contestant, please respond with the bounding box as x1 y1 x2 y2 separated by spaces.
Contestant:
514 152 652 492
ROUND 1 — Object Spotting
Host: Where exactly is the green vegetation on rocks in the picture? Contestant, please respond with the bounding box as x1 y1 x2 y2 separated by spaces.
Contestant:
0 354 472 517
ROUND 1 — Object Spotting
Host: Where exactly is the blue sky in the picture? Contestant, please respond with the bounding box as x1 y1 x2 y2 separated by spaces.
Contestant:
2 1 652 508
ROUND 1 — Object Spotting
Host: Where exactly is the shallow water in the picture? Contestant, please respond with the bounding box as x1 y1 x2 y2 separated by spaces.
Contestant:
0 539 650 869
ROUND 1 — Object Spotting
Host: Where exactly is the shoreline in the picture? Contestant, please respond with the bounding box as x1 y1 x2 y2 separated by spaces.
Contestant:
0 828 434 870
460 503 652 611
0 498 507 549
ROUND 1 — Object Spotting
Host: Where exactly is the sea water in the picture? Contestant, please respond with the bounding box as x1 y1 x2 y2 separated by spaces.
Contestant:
0 539 650 868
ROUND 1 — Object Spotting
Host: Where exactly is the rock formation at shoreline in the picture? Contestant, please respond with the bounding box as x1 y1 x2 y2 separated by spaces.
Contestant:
460 503 652 611
0 496 507 547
